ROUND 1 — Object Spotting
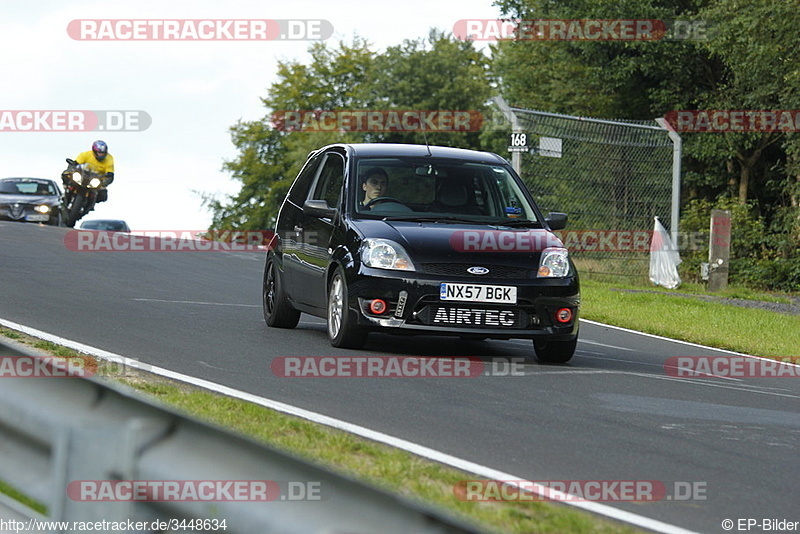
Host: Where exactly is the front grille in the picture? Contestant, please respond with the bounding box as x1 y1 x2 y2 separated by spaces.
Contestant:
412 304 538 329
5 203 28 220
408 295 543 329
420 263 531 279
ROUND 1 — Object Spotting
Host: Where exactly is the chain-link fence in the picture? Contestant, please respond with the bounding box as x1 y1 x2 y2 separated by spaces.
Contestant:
496 101 680 281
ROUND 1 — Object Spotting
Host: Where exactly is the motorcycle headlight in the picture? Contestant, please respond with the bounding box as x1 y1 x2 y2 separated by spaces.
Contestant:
71 172 82 183
537 247 570 278
34 205 50 214
89 178 101 188
360 238 415 271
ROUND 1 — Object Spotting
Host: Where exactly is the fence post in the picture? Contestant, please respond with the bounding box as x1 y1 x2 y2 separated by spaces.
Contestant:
492 96 523 175
655 118 682 245
708 209 731 291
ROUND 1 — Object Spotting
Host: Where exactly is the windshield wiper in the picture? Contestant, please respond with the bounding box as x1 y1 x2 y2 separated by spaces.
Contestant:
487 219 542 228
381 215 483 224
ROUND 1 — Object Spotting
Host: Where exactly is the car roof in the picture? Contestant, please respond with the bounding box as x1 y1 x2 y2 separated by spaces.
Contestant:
314 143 509 164
1 177 57 183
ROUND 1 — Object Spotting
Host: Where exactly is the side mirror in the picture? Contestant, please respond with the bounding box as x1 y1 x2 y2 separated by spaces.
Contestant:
545 212 568 230
303 199 336 219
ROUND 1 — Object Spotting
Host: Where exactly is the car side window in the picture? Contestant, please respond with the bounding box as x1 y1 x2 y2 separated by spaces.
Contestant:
286 153 323 206
309 153 344 208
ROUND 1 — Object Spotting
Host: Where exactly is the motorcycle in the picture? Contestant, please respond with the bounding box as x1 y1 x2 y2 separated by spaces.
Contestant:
61 158 111 228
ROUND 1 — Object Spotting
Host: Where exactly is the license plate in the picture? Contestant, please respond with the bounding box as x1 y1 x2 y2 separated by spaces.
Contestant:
439 283 517 304
27 214 49 222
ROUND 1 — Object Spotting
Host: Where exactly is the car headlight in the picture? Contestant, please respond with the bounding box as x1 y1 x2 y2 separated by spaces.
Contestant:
34 205 50 214
89 178 101 188
71 172 82 183
537 247 570 278
360 238 415 271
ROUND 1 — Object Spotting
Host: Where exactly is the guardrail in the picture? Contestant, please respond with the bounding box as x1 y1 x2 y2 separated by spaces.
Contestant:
0 339 486 534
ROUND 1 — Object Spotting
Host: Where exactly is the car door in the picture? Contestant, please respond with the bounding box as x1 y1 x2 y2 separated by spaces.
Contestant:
279 152 323 300
293 150 345 310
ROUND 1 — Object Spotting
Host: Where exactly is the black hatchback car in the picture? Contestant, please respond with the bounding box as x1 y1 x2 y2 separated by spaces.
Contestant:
263 143 580 363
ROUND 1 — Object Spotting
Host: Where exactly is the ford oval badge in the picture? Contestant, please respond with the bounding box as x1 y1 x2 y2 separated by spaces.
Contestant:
467 266 490 275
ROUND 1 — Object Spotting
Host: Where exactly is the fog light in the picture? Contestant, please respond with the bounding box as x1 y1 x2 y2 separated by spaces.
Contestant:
369 299 387 315
555 308 573 323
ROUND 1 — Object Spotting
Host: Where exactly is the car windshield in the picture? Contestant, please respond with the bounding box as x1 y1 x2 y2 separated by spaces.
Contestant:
82 221 126 231
0 179 56 196
353 157 540 225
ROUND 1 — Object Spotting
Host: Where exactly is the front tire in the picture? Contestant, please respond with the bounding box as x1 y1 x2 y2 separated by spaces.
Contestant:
66 195 84 228
533 337 577 364
327 268 367 349
263 255 300 328
49 210 63 227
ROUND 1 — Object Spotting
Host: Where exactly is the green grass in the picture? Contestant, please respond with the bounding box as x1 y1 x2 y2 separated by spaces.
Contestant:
580 279 800 361
590 278 795 303
0 327 22 340
0 479 46 515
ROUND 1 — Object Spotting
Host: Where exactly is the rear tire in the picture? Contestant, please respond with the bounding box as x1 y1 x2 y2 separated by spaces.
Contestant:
263 256 300 328
532 337 577 364
327 268 367 349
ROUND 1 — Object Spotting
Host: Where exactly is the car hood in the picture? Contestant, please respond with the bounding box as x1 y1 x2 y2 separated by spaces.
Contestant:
352 219 565 266
0 193 59 205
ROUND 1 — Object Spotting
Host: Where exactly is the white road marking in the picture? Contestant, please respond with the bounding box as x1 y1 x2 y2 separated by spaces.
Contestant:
579 339 636 352
133 298 259 307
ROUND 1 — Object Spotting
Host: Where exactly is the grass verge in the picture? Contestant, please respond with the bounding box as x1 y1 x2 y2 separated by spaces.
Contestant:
579 279 799 361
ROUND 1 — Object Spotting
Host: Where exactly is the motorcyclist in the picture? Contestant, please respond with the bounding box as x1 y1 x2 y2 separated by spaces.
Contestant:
64 140 115 210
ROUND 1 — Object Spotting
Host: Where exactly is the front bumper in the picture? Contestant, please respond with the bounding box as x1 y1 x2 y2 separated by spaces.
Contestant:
0 206 53 223
347 267 579 340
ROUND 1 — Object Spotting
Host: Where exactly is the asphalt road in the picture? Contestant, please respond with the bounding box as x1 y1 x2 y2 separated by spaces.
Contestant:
1 221 798 534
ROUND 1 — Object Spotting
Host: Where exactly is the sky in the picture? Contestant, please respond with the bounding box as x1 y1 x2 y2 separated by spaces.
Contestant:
1 1 503 231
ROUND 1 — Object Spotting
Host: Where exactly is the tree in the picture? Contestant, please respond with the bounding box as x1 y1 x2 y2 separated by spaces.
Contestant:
209 32 491 230
206 39 375 230
489 0 798 289
366 29 492 148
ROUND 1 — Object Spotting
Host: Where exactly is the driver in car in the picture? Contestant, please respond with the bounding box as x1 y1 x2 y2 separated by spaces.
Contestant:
360 168 389 209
